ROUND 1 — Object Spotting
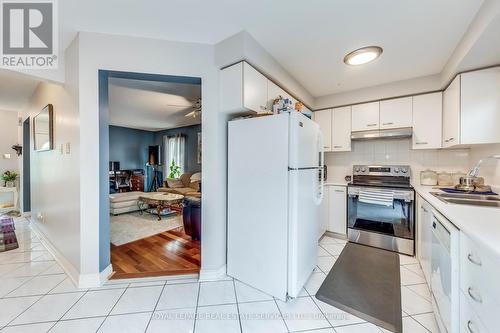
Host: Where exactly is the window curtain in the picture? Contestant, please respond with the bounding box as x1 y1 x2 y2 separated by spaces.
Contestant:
164 134 186 178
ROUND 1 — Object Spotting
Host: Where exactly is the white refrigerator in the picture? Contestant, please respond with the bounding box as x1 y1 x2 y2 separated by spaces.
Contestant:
227 112 324 301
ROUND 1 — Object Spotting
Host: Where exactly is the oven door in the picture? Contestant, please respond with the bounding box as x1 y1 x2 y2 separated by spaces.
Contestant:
347 186 415 254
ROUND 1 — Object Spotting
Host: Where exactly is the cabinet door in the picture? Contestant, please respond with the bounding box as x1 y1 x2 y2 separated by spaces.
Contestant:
220 62 244 113
243 62 268 112
442 75 461 147
351 102 380 131
380 97 412 129
319 187 329 240
461 68 500 145
412 92 442 149
332 106 351 152
328 186 347 235
313 109 332 151
417 197 432 286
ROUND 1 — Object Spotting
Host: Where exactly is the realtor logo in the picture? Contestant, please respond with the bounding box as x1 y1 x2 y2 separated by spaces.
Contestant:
1 0 58 68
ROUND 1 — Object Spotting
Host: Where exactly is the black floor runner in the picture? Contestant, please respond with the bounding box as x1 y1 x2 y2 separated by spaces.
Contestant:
316 242 402 333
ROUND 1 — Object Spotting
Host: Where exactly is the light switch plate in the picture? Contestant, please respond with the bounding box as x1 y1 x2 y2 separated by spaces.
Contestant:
65 142 71 154
2 154 11 159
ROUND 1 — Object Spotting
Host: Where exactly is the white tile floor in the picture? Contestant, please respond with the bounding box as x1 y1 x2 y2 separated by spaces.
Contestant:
0 217 440 332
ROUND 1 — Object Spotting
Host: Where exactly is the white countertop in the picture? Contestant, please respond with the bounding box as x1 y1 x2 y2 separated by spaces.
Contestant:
413 184 500 258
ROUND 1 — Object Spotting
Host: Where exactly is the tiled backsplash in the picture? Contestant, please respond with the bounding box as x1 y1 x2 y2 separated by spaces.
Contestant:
325 138 471 184
468 144 500 187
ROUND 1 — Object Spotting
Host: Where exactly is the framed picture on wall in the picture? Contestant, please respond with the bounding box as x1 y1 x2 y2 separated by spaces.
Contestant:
33 104 54 152
197 132 202 164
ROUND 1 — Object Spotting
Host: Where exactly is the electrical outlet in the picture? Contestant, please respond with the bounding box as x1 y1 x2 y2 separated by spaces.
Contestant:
37 212 44 223
2 154 11 159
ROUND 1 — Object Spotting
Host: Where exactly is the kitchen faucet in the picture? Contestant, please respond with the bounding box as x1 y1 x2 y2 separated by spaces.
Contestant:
468 155 500 177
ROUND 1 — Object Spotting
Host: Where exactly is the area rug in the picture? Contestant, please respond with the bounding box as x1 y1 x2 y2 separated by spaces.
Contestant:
110 212 183 246
0 216 19 252
316 242 402 333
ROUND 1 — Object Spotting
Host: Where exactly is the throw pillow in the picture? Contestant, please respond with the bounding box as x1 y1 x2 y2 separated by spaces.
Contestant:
166 178 184 188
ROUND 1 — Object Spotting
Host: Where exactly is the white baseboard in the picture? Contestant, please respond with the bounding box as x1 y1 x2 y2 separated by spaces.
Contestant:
29 222 111 289
78 264 113 288
22 211 31 218
199 264 227 282
29 222 81 287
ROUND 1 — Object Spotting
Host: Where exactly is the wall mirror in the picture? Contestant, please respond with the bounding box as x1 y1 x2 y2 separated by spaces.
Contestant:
33 104 54 152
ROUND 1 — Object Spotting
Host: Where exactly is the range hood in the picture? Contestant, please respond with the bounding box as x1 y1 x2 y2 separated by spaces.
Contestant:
351 127 413 141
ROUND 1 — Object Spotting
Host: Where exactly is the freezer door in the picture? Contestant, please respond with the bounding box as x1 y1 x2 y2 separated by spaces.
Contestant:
289 112 321 169
287 168 320 298
227 114 290 301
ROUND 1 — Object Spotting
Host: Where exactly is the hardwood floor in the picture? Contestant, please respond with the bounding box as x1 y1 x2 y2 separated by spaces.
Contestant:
110 227 201 279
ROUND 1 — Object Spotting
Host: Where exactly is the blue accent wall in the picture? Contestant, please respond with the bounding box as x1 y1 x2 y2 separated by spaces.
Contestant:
154 124 201 177
109 126 155 170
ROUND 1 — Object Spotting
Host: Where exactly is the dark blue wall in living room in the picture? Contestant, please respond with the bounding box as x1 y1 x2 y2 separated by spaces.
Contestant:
109 125 155 170
153 124 201 175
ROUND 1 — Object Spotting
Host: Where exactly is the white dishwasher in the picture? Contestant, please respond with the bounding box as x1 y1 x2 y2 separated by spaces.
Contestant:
431 210 459 333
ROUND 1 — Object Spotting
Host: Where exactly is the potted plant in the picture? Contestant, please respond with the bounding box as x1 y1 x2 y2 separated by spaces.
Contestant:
2 171 18 187
168 160 181 179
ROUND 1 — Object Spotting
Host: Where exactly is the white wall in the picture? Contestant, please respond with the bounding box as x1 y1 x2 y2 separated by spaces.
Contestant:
76 32 226 280
18 37 81 282
325 139 471 185
314 74 442 110
0 110 20 175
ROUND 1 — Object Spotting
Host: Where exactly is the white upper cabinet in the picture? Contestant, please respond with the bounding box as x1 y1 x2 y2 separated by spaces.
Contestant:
351 102 380 131
412 92 442 149
380 97 412 129
313 109 332 151
442 75 461 148
332 106 352 152
461 67 500 145
242 62 268 112
220 62 268 114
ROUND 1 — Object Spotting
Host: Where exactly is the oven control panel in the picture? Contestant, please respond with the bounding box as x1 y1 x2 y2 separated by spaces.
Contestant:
353 165 410 177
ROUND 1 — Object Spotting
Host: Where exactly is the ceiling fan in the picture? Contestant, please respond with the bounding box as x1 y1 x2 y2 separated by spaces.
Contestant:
165 98 202 118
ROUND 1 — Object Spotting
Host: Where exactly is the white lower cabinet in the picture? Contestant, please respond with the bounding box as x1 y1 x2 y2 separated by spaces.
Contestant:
416 195 432 285
319 186 329 239
319 185 347 238
327 186 347 235
418 195 500 333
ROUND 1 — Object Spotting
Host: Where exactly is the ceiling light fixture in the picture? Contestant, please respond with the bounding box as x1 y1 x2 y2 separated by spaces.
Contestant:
344 46 383 66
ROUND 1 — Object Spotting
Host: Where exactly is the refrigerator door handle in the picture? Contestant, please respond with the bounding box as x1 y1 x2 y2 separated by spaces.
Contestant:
315 130 325 205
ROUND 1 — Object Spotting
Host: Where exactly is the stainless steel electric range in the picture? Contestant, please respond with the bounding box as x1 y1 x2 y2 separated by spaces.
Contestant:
347 165 415 255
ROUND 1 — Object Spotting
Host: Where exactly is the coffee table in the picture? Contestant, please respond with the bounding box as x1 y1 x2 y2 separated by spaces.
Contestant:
137 193 184 221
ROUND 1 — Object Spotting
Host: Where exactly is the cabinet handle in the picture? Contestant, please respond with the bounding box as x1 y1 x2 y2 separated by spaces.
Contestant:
468 287 483 303
323 146 330 149
467 253 482 266
445 137 455 143
367 123 377 127
333 145 343 149
467 320 477 333
259 105 267 111
421 206 428 213
382 122 394 125
334 189 344 193
415 142 428 145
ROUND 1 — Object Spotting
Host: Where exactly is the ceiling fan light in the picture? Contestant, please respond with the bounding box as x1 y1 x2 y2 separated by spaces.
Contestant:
344 46 383 66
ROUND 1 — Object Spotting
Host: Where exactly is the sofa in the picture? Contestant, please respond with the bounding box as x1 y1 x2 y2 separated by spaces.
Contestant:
158 172 201 196
109 191 146 215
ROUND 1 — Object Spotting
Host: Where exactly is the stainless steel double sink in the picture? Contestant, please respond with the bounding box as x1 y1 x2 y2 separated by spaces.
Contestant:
431 191 500 208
